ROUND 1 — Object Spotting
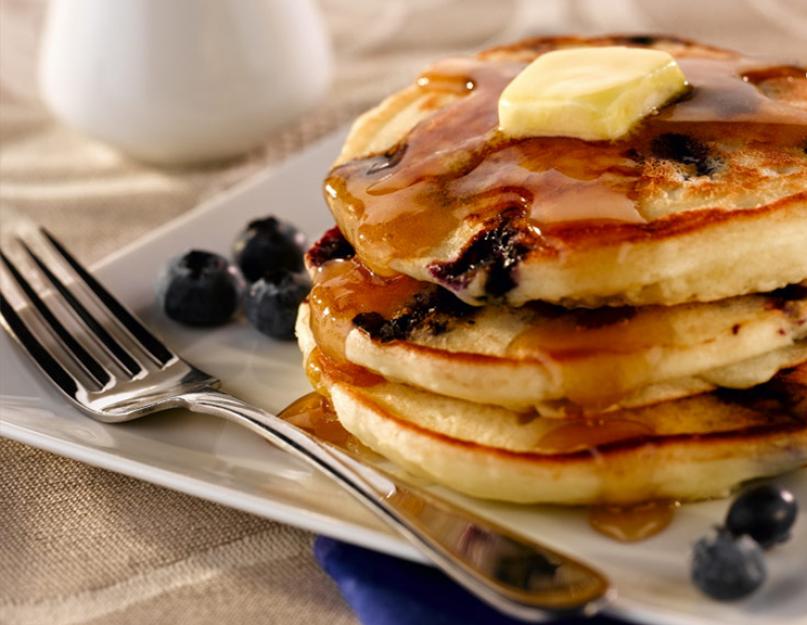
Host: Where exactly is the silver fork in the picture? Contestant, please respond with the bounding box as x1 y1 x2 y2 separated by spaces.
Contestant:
0 226 611 621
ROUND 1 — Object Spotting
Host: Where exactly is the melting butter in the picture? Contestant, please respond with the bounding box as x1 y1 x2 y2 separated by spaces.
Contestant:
498 46 689 141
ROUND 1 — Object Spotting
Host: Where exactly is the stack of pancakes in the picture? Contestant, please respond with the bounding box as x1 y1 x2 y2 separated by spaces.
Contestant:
296 35 807 505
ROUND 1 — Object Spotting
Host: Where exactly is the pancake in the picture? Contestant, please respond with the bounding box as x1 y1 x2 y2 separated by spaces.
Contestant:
303 245 807 412
325 35 807 307
296 311 807 504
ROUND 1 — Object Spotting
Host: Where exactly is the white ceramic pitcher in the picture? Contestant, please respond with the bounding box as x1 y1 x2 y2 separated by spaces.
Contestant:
39 0 332 165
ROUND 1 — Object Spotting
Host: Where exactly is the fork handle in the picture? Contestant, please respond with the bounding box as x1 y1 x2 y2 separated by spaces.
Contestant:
179 388 610 621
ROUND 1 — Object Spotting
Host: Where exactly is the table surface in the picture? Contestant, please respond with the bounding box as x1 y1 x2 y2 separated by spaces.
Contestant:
1 1 805 624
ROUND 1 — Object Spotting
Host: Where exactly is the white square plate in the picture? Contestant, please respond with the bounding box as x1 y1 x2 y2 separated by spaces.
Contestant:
2 130 805 625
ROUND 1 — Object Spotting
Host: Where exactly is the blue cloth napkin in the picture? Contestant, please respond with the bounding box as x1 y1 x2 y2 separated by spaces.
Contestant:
315 537 628 625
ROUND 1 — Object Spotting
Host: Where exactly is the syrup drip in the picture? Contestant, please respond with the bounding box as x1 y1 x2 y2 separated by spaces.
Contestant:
326 52 807 271
307 258 424 362
588 500 680 542
305 347 383 395
535 417 655 453
506 305 679 358
505 305 682 407
279 392 353 447
278 392 381 461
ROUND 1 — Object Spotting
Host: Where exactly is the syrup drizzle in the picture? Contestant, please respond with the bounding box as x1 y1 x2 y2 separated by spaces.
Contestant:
326 51 807 275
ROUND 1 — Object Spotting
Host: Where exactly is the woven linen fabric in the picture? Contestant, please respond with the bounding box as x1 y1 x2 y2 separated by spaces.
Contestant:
1 2 806 625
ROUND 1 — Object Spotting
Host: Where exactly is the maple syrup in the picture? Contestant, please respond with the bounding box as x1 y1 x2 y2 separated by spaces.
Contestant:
505 305 688 358
278 391 381 461
279 392 353 447
307 258 425 362
535 417 655 454
279 394 677 542
306 253 683 408
588 500 680 542
325 51 807 274
305 347 383 395
661 58 807 125
504 303 689 406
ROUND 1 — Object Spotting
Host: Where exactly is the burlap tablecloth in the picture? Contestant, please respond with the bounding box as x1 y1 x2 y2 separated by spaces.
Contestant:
1 2 805 624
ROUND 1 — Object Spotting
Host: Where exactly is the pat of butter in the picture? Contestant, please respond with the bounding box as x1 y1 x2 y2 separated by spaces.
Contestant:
498 47 688 141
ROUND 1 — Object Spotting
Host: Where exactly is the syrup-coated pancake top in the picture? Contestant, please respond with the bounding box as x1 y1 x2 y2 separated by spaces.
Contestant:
326 35 807 306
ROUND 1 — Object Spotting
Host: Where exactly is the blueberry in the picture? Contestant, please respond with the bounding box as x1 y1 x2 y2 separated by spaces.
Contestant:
245 271 311 340
157 250 240 327
691 527 766 601
726 484 798 548
233 216 306 282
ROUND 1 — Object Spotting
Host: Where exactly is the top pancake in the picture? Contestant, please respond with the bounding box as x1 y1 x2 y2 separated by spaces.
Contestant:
326 35 807 307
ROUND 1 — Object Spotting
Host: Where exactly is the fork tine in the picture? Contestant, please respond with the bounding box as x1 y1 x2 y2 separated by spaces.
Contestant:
19 239 144 378
0 294 82 399
0 251 112 388
41 228 175 366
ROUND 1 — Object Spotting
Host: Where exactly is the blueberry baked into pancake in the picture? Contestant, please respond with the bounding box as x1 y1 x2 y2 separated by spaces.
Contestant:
294 35 807 505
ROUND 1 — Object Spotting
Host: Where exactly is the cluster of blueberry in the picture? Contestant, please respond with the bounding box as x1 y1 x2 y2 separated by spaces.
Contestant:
691 484 798 601
156 216 310 339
